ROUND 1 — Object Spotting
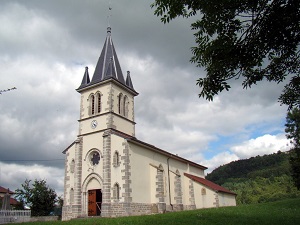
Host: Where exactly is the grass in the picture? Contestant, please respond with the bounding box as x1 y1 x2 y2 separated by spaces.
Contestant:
15 198 300 225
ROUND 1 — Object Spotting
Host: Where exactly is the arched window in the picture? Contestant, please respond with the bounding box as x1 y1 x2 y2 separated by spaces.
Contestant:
123 95 128 118
201 188 206 195
70 188 74 204
70 159 75 173
113 183 120 200
113 151 120 167
118 93 123 115
91 95 95 115
97 93 101 113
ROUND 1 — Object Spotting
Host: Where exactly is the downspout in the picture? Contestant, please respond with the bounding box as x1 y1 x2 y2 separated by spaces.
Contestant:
167 157 173 211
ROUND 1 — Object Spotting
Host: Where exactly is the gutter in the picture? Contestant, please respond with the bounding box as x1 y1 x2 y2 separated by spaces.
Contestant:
167 157 173 211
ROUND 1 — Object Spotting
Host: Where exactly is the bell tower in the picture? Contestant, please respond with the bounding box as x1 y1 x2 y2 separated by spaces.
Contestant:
63 27 138 220
76 27 138 137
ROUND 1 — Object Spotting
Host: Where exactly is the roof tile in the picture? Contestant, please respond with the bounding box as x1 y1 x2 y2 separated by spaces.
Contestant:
184 173 236 195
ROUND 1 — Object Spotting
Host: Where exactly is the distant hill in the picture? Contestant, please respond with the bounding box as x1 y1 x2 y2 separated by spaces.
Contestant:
206 151 300 204
206 151 291 184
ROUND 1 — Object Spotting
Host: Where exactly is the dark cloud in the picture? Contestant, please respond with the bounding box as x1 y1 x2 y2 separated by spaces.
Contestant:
0 0 290 193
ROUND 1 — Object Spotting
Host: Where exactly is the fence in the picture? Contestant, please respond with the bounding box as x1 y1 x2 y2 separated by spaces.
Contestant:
0 210 31 224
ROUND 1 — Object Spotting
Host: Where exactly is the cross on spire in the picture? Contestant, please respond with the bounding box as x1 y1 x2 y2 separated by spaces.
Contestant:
107 1 112 27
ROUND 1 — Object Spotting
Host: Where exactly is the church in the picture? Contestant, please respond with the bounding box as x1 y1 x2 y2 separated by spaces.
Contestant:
62 27 236 221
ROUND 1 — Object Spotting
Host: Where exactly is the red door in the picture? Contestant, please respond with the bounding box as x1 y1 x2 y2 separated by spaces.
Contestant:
88 189 102 216
88 190 97 216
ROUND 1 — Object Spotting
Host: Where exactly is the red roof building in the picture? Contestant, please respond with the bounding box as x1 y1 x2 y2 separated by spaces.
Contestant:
184 173 237 195
0 186 20 206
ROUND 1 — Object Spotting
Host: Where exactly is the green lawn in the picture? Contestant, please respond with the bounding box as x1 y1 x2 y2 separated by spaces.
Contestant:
16 198 300 225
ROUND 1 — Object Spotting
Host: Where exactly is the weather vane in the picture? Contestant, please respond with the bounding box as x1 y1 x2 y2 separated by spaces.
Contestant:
107 0 112 27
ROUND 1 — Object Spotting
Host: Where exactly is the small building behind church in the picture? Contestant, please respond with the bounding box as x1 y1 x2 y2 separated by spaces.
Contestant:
0 186 19 209
62 27 236 221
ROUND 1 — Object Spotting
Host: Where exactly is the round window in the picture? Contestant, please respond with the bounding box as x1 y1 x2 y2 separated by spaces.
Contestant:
90 151 100 166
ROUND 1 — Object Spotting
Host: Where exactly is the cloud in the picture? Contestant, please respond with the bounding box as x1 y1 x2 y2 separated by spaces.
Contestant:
0 0 290 194
202 151 240 173
202 133 291 174
0 162 64 196
230 133 291 159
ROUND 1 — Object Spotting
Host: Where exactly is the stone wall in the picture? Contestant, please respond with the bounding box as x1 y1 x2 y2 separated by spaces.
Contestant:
29 216 59 222
109 202 155 217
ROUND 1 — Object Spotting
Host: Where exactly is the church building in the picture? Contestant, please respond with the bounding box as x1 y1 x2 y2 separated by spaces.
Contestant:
62 27 236 221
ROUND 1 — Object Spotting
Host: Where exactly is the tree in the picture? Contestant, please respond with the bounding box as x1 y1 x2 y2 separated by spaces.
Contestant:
151 0 300 109
285 108 300 189
15 179 57 216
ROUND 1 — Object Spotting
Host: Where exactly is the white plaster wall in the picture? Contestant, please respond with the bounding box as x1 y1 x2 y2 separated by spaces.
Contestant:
64 144 76 206
86 177 101 190
218 193 236 207
81 133 104 190
182 176 191 206
112 115 135 136
193 182 217 208
110 135 125 202
149 166 157 203
129 144 153 203
129 142 206 206
188 165 205 178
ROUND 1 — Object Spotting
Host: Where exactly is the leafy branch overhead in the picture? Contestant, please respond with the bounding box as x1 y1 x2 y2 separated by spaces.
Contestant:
151 0 300 109
0 87 17 95
285 108 300 189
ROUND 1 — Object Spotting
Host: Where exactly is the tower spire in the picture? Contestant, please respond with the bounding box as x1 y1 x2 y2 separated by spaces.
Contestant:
77 66 90 89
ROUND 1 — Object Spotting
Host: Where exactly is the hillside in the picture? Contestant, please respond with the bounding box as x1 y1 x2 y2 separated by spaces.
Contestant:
206 151 300 204
12 198 300 225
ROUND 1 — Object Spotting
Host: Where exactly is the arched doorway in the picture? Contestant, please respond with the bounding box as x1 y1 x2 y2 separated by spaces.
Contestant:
82 173 103 217
88 189 102 216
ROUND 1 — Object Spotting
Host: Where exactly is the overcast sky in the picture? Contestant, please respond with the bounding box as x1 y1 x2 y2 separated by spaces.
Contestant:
0 0 291 196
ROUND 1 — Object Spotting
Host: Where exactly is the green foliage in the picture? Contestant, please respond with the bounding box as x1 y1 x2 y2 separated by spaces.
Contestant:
289 148 300 189
12 198 300 225
285 108 300 147
285 108 300 189
206 151 290 184
13 201 25 210
279 75 300 110
223 175 300 204
15 179 57 216
206 151 300 204
151 0 300 109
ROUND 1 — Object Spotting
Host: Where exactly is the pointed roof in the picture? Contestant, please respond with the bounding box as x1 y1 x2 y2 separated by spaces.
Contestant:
77 27 136 93
91 27 125 84
126 71 134 90
77 66 90 89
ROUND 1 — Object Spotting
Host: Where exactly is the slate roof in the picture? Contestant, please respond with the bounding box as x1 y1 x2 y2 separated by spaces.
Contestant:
184 173 237 195
77 27 136 93
103 129 207 170
127 138 208 171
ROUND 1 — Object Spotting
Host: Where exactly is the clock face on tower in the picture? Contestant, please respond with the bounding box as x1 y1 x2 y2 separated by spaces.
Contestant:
91 120 98 129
